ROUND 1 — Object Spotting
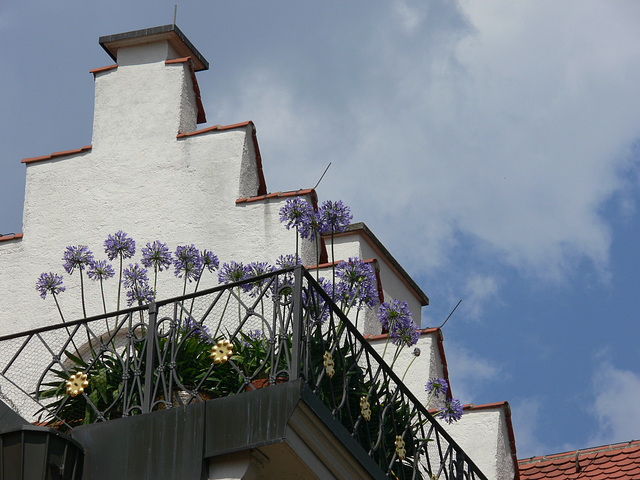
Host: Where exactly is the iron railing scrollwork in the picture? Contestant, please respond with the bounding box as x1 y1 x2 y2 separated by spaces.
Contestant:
0 266 486 479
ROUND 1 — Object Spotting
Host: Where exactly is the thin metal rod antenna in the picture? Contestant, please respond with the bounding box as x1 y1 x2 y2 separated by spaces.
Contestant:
313 162 331 190
438 299 462 329
173 5 177 25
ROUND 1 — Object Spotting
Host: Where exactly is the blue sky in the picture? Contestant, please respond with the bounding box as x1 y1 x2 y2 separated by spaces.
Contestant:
1 1 640 459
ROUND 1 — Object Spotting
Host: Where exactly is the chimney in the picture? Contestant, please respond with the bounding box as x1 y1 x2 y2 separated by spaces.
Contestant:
91 25 208 150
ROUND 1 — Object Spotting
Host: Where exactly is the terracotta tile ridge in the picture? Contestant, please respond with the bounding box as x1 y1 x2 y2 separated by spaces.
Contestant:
0 233 23 242
236 188 316 204
177 120 255 138
22 145 92 164
89 64 117 74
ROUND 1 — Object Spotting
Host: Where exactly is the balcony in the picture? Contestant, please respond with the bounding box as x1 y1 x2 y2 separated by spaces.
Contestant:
0 266 486 479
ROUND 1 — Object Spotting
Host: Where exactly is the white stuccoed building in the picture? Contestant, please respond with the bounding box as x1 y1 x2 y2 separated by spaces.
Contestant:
0 25 519 479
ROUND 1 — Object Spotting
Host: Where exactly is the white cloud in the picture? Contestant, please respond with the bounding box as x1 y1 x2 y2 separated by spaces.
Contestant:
444 341 502 403
589 362 640 445
462 274 499 321
210 1 640 287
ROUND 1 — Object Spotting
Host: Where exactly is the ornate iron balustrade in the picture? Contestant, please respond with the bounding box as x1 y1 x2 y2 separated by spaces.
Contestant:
0 266 486 479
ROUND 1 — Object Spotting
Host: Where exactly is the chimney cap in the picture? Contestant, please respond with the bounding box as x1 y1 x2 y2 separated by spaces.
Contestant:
99 24 209 71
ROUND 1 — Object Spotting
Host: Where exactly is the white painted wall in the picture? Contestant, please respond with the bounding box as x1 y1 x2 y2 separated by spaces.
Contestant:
444 406 516 480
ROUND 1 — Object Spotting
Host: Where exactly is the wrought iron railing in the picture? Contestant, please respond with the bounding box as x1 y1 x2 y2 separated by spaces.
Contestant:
0 266 486 479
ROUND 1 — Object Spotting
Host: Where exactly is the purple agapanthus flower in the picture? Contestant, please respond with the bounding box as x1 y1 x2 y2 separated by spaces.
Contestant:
182 316 212 341
104 231 136 261
335 258 379 309
87 260 115 281
275 254 301 269
141 241 172 272
62 245 94 275
200 250 219 273
36 272 65 299
126 283 154 306
299 210 326 241
377 299 412 332
280 197 314 231
390 316 420 348
319 200 352 235
173 245 202 282
242 329 264 347
246 261 273 297
426 378 449 397
122 263 149 289
218 261 250 284
437 398 463 424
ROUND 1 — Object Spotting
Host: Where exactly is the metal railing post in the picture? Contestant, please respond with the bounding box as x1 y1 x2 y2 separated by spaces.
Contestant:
291 265 303 381
142 302 157 414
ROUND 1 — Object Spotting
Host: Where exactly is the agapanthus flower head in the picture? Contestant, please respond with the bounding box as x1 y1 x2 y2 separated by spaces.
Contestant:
62 245 94 275
36 272 65 299
275 254 302 269
87 260 115 281
319 200 352 235
335 258 379 309
299 210 326 241
437 398 463 424
242 329 264 347
182 316 212 341
126 283 154 307
246 261 274 297
173 245 202 282
218 261 250 285
377 299 412 332
104 231 136 261
141 241 172 272
200 250 219 273
413 347 421 357
390 315 420 348
122 263 149 289
426 378 448 397
279 197 313 230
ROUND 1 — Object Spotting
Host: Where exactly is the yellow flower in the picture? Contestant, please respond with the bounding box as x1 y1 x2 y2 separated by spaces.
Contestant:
395 435 406 460
66 373 89 397
323 351 335 378
211 339 233 364
360 396 371 421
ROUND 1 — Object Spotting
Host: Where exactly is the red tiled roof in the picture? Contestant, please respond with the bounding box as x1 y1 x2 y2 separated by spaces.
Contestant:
518 440 640 480
21 146 92 164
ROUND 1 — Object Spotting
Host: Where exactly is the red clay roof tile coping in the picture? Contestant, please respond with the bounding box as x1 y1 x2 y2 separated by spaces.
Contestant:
0 233 23 242
89 64 117 74
177 121 255 139
22 146 92 164
236 188 317 205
